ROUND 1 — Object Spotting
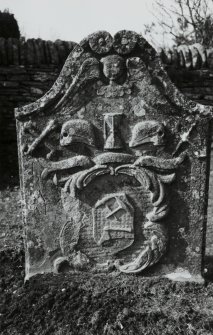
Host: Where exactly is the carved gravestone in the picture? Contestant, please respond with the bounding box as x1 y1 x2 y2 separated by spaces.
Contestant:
15 31 212 281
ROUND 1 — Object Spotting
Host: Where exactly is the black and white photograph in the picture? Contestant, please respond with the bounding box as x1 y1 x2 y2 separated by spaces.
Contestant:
1 0 213 334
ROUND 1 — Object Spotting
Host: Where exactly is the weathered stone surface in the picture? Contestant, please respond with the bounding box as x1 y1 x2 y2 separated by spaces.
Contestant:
15 30 213 281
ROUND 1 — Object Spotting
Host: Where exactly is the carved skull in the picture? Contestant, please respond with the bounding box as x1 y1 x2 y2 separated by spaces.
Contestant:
129 121 166 148
60 119 95 147
100 55 125 83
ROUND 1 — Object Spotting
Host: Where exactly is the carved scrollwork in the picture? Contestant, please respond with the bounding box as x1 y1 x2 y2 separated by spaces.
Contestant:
113 157 182 273
118 222 168 273
41 155 94 182
116 163 174 220
54 152 185 273
134 153 186 171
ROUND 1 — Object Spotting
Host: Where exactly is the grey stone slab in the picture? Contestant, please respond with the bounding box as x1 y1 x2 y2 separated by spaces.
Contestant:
15 30 213 281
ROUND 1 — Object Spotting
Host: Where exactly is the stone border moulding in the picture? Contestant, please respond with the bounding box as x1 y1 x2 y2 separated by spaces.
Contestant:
15 30 213 282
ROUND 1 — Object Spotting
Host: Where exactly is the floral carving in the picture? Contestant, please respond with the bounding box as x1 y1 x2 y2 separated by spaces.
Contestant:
113 30 138 54
88 31 113 54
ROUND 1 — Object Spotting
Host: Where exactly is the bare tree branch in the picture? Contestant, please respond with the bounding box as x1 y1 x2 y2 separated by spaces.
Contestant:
144 0 213 47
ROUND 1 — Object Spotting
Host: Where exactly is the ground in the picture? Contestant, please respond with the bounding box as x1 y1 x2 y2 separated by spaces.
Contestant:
1 248 213 335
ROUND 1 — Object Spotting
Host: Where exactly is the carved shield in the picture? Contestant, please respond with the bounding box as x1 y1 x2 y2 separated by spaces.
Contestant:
92 193 134 252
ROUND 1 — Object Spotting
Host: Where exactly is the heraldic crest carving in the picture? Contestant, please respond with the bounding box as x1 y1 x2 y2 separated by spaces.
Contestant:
15 30 212 280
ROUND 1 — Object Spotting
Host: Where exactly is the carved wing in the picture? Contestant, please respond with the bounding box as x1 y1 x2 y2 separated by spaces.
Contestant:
15 51 100 120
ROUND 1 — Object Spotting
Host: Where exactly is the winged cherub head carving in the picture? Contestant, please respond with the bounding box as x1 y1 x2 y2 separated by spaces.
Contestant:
100 55 126 85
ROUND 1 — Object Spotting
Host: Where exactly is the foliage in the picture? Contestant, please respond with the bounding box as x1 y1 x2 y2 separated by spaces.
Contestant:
144 0 213 48
0 9 20 39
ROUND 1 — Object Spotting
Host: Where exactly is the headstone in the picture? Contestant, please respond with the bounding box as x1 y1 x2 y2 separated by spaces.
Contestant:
15 30 213 281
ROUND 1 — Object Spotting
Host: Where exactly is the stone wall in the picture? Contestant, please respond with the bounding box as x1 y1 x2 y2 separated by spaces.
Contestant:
0 37 75 66
165 68 213 259
0 38 75 188
0 66 61 188
163 44 213 259
1 38 213 265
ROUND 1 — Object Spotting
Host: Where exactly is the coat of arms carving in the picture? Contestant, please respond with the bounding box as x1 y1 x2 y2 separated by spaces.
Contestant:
15 30 213 281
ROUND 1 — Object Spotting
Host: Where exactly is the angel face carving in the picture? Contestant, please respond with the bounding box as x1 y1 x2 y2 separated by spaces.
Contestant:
60 119 95 148
101 55 125 84
129 121 166 153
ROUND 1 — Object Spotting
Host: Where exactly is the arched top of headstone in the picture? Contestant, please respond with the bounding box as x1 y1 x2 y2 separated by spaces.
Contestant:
15 30 213 121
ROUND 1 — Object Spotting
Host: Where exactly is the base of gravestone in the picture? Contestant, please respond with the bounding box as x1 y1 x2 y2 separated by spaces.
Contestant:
164 270 204 283
24 262 205 284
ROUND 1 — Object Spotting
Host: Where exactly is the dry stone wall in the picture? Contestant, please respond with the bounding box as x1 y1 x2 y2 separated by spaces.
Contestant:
163 45 213 261
0 38 75 188
0 66 63 188
0 38 76 66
